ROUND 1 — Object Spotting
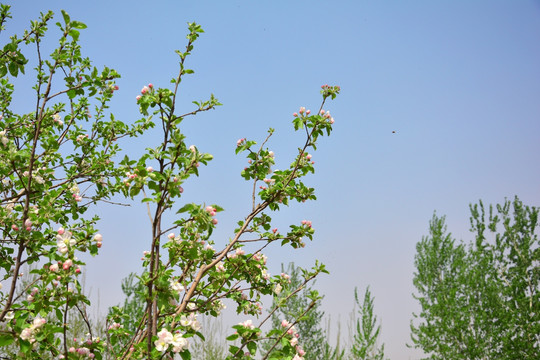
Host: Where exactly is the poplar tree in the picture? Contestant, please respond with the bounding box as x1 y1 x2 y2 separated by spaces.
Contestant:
411 197 540 359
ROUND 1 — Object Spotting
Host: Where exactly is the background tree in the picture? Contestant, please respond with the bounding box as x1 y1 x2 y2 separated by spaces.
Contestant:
411 197 540 359
263 263 326 360
350 287 386 360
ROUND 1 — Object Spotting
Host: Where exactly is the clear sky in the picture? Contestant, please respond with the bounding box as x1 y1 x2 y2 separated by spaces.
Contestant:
5 1 540 359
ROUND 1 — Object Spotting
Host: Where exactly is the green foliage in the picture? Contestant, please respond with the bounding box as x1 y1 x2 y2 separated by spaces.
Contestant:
411 197 540 359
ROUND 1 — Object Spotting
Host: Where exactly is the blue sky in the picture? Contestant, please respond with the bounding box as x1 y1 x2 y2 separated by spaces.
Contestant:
5 1 540 359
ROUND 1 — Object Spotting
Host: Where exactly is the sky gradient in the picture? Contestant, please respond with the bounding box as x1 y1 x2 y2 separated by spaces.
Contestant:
5 1 540 359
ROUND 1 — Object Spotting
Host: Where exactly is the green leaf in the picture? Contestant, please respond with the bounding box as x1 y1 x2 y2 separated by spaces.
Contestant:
179 350 191 360
226 333 239 341
19 338 31 353
0 334 14 347
8 62 18 77
71 20 87 29
247 341 257 355
0 64 7 77
61 10 70 25
176 203 195 214
67 89 76 99
68 29 80 41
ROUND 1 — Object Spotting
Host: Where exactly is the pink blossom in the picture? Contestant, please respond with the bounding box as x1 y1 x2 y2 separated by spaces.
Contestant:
148 83 153 89
297 346 306 356
11 225 18 231
281 320 290 328
293 112 298 117
136 95 141 101
330 118 334 124
94 234 103 243
141 86 149 94
63 259 73 270
147 166 153 172
306 109 311 115
58 227 65 235
299 107 305 114
236 138 245 146
171 333 189 352
49 263 59 272
239 319 254 329
20 327 33 341
301 220 312 228
212 218 218 225
77 347 90 355
216 261 225 272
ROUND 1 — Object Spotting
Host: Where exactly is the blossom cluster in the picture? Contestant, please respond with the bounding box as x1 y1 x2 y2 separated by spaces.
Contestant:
61 334 102 359
239 319 255 329
154 328 189 353
205 205 218 224
0 129 9 146
281 320 306 360
236 138 246 147
170 279 185 293
136 83 154 101
56 228 75 254
19 317 46 344
180 312 202 331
